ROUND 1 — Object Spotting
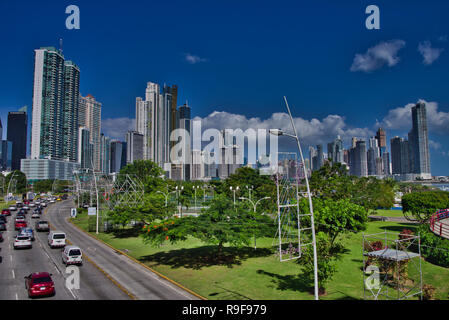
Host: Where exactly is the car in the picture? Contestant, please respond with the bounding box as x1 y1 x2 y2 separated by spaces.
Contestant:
0 222 6 231
16 202 23 208
31 212 40 219
56 198 61 201
0 215 6 223
29 203 36 207
48 231 66 248
23 200 30 205
18 208 27 215
15 220 27 231
9 206 17 212
35 221 49 232
49 200 55 204
62 246 83 266
14 235 32 249
41 202 47 207
2 209 11 216
23 205 30 211
19 227 35 241
24 272 55 298
0 232 3 242
35 201 41 206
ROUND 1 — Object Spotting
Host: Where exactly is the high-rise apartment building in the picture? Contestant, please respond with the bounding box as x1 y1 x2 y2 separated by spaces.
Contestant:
62 61 80 162
100 134 111 174
79 94 102 171
349 140 367 177
409 102 431 177
78 127 93 169
7 111 28 170
126 131 144 164
31 47 66 160
0 140 12 171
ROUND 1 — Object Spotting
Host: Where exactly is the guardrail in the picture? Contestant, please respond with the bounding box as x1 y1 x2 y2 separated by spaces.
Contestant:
429 208 449 238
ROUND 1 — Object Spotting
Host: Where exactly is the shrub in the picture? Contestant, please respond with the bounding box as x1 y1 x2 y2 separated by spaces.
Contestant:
422 284 436 300
417 224 449 267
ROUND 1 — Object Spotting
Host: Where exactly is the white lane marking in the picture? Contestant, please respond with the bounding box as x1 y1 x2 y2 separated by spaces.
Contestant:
10 255 12 262
12 269 15 279
15 293 18 300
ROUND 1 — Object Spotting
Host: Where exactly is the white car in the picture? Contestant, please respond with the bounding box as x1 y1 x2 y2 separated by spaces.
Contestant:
14 235 32 249
49 200 55 203
41 202 47 207
9 206 17 211
48 231 66 248
29 203 36 207
62 246 83 266
31 212 40 219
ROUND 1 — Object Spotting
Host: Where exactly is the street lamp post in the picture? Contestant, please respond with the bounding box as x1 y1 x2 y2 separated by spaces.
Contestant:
230 186 239 207
246 185 254 201
239 196 271 249
175 185 184 217
6 171 17 203
269 96 319 301
193 185 200 210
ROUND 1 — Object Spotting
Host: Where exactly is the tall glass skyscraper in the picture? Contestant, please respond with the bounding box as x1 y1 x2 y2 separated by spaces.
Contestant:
7 111 27 170
63 61 80 162
409 102 431 177
79 94 102 171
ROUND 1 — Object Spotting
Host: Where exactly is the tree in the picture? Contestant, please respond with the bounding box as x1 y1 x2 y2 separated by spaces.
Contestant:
119 160 165 193
300 232 337 295
402 191 449 223
306 198 368 246
5 170 27 194
33 180 53 193
141 194 275 257
109 192 174 227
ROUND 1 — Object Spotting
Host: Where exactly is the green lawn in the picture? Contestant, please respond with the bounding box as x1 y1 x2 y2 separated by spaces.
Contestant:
371 209 405 218
71 213 449 300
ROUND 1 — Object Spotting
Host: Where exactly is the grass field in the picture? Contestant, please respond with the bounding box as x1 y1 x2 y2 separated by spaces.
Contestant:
71 213 449 300
370 209 405 218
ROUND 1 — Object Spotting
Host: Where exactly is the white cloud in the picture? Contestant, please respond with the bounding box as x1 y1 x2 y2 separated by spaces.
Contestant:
429 140 442 150
185 53 207 64
193 111 374 148
350 40 406 73
377 100 449 135
418 41 444 65
101 117 135 140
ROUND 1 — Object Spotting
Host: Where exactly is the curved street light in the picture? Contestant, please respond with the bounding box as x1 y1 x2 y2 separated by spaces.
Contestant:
269 96 319 301
239 196 271 249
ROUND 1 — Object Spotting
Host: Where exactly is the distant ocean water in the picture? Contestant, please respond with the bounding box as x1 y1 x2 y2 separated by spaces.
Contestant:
430 184 449 191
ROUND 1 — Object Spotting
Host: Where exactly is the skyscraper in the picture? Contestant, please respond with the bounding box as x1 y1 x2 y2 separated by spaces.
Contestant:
62 61 80 162
125 131 144 164
0 140 12 171
78 127 93 169
409 102 431 177
316 144 324 169
100 134 111 174
79 94 102 171
390 136 403 175
7 111 27 170
178 103 192 180
376 128 387 154
110 141 126 174
31 47 65 160
350 140 367 177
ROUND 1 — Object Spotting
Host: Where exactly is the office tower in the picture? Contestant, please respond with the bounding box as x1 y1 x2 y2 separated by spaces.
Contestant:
100 134 111 174
390 137 403 175
126 131 144 164
400 139 411 174
351 137 359 149
78 127 93 169
191 149 204 180
7 111 28 170
62 61 80 162
31 47 65 160
178 103 192 180
316 144 324 169
350 140 367 177
327 135 343 164
367 147 376 176
0 140 12 171
409 102 431 177
79 94 102 171
382 152 391 175
203 151 217 178
376 128 387 154
110 141 126 174
163 84 178 161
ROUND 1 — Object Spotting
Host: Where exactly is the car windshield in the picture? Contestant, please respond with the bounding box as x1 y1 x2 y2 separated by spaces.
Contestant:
69 249 81 256
53 234 65 239
33 276 52 284
17 236 29 240
39 221 48 225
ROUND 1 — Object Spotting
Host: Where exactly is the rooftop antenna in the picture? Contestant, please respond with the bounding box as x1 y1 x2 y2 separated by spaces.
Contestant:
59 38 63 54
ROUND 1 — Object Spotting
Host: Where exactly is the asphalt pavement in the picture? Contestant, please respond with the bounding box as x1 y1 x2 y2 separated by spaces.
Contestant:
44 200 199 300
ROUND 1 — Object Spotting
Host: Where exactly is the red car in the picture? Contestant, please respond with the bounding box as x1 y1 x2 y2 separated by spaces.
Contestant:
24 272 55 298
23 200 30 205
1 209 11 216
15 220 27 230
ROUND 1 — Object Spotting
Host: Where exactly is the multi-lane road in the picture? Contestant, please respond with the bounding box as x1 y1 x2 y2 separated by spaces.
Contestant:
0 200 199 300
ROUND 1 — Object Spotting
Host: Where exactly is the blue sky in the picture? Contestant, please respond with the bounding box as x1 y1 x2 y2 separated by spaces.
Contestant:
0 0 448 174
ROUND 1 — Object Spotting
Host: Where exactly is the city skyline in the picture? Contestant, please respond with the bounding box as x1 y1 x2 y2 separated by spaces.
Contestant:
0 1 448 175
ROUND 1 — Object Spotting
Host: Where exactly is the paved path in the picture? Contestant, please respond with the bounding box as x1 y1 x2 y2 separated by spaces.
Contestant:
45 200 200 300
368 215 418 224
430 218 449 239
